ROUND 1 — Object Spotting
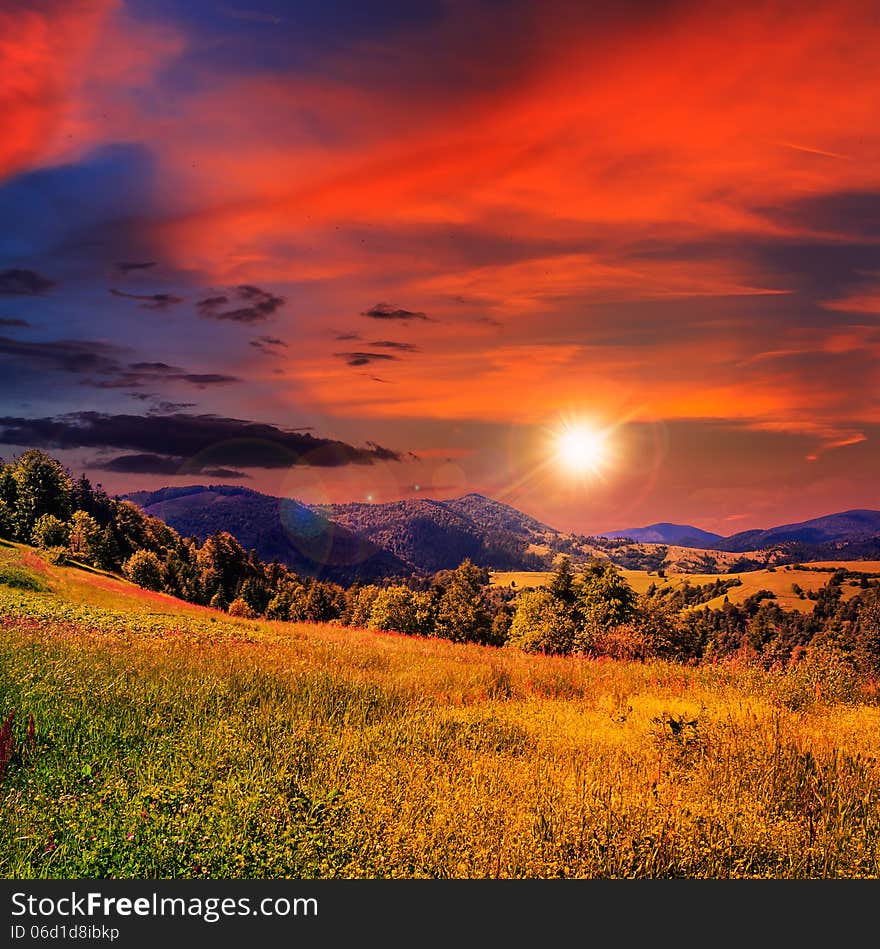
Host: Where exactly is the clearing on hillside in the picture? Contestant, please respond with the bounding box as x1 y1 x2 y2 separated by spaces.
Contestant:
1 543 879 879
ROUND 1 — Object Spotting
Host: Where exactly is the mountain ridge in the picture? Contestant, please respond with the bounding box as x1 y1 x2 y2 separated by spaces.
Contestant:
125 485 880 577
603 509 880 551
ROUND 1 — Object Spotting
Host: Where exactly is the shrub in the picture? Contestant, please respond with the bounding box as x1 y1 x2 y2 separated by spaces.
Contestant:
771 648 863 710
228 597 257 619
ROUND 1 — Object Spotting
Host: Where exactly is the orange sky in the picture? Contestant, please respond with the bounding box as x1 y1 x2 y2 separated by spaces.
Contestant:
1 0 879 534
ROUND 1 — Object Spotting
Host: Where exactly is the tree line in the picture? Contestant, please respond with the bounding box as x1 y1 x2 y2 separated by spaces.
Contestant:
1 451 878 674
0 451 505 637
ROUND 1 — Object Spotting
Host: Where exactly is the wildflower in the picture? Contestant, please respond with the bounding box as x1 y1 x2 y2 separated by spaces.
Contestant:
126 833 134 841
0 710 14 780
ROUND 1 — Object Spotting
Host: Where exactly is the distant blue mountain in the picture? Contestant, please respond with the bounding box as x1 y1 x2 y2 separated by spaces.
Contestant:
604 510 880 552
718 509 880 552
601 523 724 547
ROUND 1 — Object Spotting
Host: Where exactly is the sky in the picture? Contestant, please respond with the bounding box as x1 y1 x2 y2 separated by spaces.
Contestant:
1 0 879 535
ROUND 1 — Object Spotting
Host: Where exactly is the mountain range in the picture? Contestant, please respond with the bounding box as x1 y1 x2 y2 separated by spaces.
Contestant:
125 484 880 581
126 485 559 581
124 485 409 583
604 509 880 552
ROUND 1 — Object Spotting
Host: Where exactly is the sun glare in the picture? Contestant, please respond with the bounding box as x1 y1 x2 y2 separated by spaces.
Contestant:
555 423 607 474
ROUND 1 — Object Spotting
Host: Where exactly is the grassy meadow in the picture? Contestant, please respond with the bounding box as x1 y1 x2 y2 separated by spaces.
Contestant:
492 562 878 612
1 542 879 879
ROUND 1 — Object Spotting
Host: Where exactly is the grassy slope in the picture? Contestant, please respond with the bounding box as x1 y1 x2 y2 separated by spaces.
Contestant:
1 544 879 879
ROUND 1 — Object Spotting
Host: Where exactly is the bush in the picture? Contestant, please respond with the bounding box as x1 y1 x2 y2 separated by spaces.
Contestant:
228 597 257 619
771 648 863 710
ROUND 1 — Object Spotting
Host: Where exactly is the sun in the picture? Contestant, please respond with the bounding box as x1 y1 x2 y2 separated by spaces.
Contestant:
555 423 607 474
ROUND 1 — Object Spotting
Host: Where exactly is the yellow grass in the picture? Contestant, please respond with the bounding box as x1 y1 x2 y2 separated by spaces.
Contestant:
2 545 879 879
492 562 878 612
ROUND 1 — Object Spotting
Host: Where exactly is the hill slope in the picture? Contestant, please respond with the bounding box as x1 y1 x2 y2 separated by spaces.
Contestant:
313 494 547 573
1 541 878 880
126 485 408 582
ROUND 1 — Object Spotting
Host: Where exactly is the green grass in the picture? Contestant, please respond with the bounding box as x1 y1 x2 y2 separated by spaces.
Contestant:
1 546 879 878
0 563 49 592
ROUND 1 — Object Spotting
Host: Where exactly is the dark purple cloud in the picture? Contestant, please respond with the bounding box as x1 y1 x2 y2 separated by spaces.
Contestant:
335 351 399 367
198 284 285 323
369 340 419 351
0 337 240 392
93 452 250 478
0 336 121 374
115 261 158 273
249 335 288 354
109 288 184 310
0 269 55 296
0 411 401 468
362 303 431 321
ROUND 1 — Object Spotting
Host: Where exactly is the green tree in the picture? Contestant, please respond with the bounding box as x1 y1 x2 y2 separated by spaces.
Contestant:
548 555 577 605
122 549 165 591
31 513 70 549
238 577 269 614
209 588 229 612
265 590 292 621
92 526 122 572
112 501 152 559
605 597 703 662
0 464 17 509
196 532 249 603
433 560 494 644
368 586 429 637
507 588 576 654
0 499 13 539
572 560 636 653
304 582 343 623
343 584 381 627
11 450 73 540
855 587 880 675
68 510 101 563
